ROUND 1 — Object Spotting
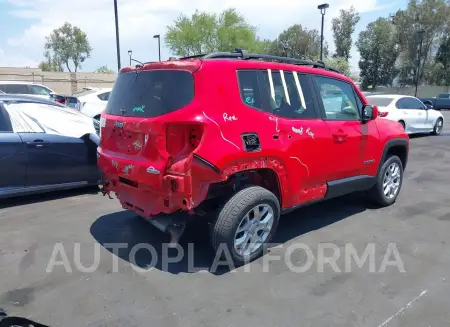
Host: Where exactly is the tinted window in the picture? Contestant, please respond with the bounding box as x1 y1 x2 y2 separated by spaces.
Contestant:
1 84 30 94
106 70 194 117
237 70 264 110
438 93 449 98
97 92 111 101
366 97 395 107
0 107 13 132
396 97 424 109
314 76 360 120
237 69 316 119
29 85 52 96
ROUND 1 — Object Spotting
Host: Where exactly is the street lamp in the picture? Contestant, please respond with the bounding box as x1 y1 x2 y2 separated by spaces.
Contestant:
317 3 329 62
153 34 161 62
415 29 425 97
128 50 132 66
113 0 121 71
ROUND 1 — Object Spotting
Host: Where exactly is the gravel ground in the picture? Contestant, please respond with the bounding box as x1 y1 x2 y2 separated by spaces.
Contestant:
1 112 450 327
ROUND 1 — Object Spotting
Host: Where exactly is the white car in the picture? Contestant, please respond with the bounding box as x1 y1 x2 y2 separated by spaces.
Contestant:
0 81 55 99
366 94 444 135
77 88 112 120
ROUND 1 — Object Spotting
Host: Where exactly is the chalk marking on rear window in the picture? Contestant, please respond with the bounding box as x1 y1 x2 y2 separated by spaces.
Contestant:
267 69 275 102
132 105 145 113
280 70 291 105
293 72 307 109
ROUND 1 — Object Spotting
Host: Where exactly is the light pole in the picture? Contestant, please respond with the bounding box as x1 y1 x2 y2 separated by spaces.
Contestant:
414 29 425 97
317 3 329 62
153 34 161 61
113 0 121 71
128 50 132 66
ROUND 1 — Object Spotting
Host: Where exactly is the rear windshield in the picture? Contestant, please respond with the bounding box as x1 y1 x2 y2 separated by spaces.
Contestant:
105 70 194 117
366 97 394 107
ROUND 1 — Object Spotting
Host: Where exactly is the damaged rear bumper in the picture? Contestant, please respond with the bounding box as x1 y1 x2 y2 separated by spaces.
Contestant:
101 172 196 216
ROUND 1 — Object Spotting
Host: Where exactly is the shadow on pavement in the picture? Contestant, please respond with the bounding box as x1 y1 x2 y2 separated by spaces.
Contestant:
0 186 100 209
91 193 371 275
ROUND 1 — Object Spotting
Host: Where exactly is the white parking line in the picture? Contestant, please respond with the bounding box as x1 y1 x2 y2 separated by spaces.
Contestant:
377 289 428 327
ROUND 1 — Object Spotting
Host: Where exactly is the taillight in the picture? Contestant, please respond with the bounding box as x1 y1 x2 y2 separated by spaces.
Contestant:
379 111 388 117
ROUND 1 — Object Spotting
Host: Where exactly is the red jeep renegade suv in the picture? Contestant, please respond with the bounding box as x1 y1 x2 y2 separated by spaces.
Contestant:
98 50 409 265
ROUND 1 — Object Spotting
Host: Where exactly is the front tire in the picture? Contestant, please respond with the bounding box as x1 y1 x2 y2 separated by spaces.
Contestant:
210 186 280 266
431 118 443 135
367 155 404 207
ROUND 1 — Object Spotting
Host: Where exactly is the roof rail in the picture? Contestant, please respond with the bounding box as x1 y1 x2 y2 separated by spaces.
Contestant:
178 49 342 74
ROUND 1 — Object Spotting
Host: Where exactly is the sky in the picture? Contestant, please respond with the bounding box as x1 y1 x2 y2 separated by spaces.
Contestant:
0 0 408 74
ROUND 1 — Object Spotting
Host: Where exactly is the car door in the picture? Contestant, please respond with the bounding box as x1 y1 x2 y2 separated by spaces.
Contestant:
312 75 376 180
263 69 332 187
5 103 93 186
395 97 424 132
0 105 27 190
18 132 92 186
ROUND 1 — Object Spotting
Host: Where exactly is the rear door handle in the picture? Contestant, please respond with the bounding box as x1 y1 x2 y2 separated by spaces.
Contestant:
332 132 348 143
26 139 50 148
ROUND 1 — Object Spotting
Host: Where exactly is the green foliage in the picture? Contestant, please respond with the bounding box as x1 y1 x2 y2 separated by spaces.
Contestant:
164 8 263 56
331 6 360 61
266 24 328 60
95 65 115 73
38 60 62 72
356 18 399 89
392 0 450 85
323 57 351 76
44 22 93 72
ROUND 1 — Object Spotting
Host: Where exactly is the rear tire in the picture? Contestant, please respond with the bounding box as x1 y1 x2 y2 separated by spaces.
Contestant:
367 155 404 207
209 186 280 267
431 118 443 135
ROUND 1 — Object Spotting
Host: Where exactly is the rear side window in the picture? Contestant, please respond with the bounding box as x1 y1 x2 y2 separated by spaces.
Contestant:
366 97 394 107
97 92 111 101
237 69 316 119
106 70 194 117
0 84 30 94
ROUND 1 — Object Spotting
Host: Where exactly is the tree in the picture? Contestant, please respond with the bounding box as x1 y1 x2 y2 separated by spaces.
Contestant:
267 24 328 60
331 6 360 61
44 22 93 72
392 0 450 85
165 8 265 56
433 35 450 85
356 18 399 89
95 65 115 73
38 61 62 72
422 34 450 85
323 57 351 76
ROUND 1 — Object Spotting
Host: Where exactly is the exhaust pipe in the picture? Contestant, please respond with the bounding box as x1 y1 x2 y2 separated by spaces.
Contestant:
141 214 186 247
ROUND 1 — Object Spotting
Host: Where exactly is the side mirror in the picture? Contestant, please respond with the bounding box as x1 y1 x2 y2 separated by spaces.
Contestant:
362 104 378 121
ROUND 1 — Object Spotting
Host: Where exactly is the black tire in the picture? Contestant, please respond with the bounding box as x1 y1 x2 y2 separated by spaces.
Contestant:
367 155 404 207
210 186 280 266
431 118 443 135
398 120 406 130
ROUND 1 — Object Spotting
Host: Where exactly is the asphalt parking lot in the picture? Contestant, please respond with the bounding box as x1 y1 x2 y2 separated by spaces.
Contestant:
1 112 450 327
